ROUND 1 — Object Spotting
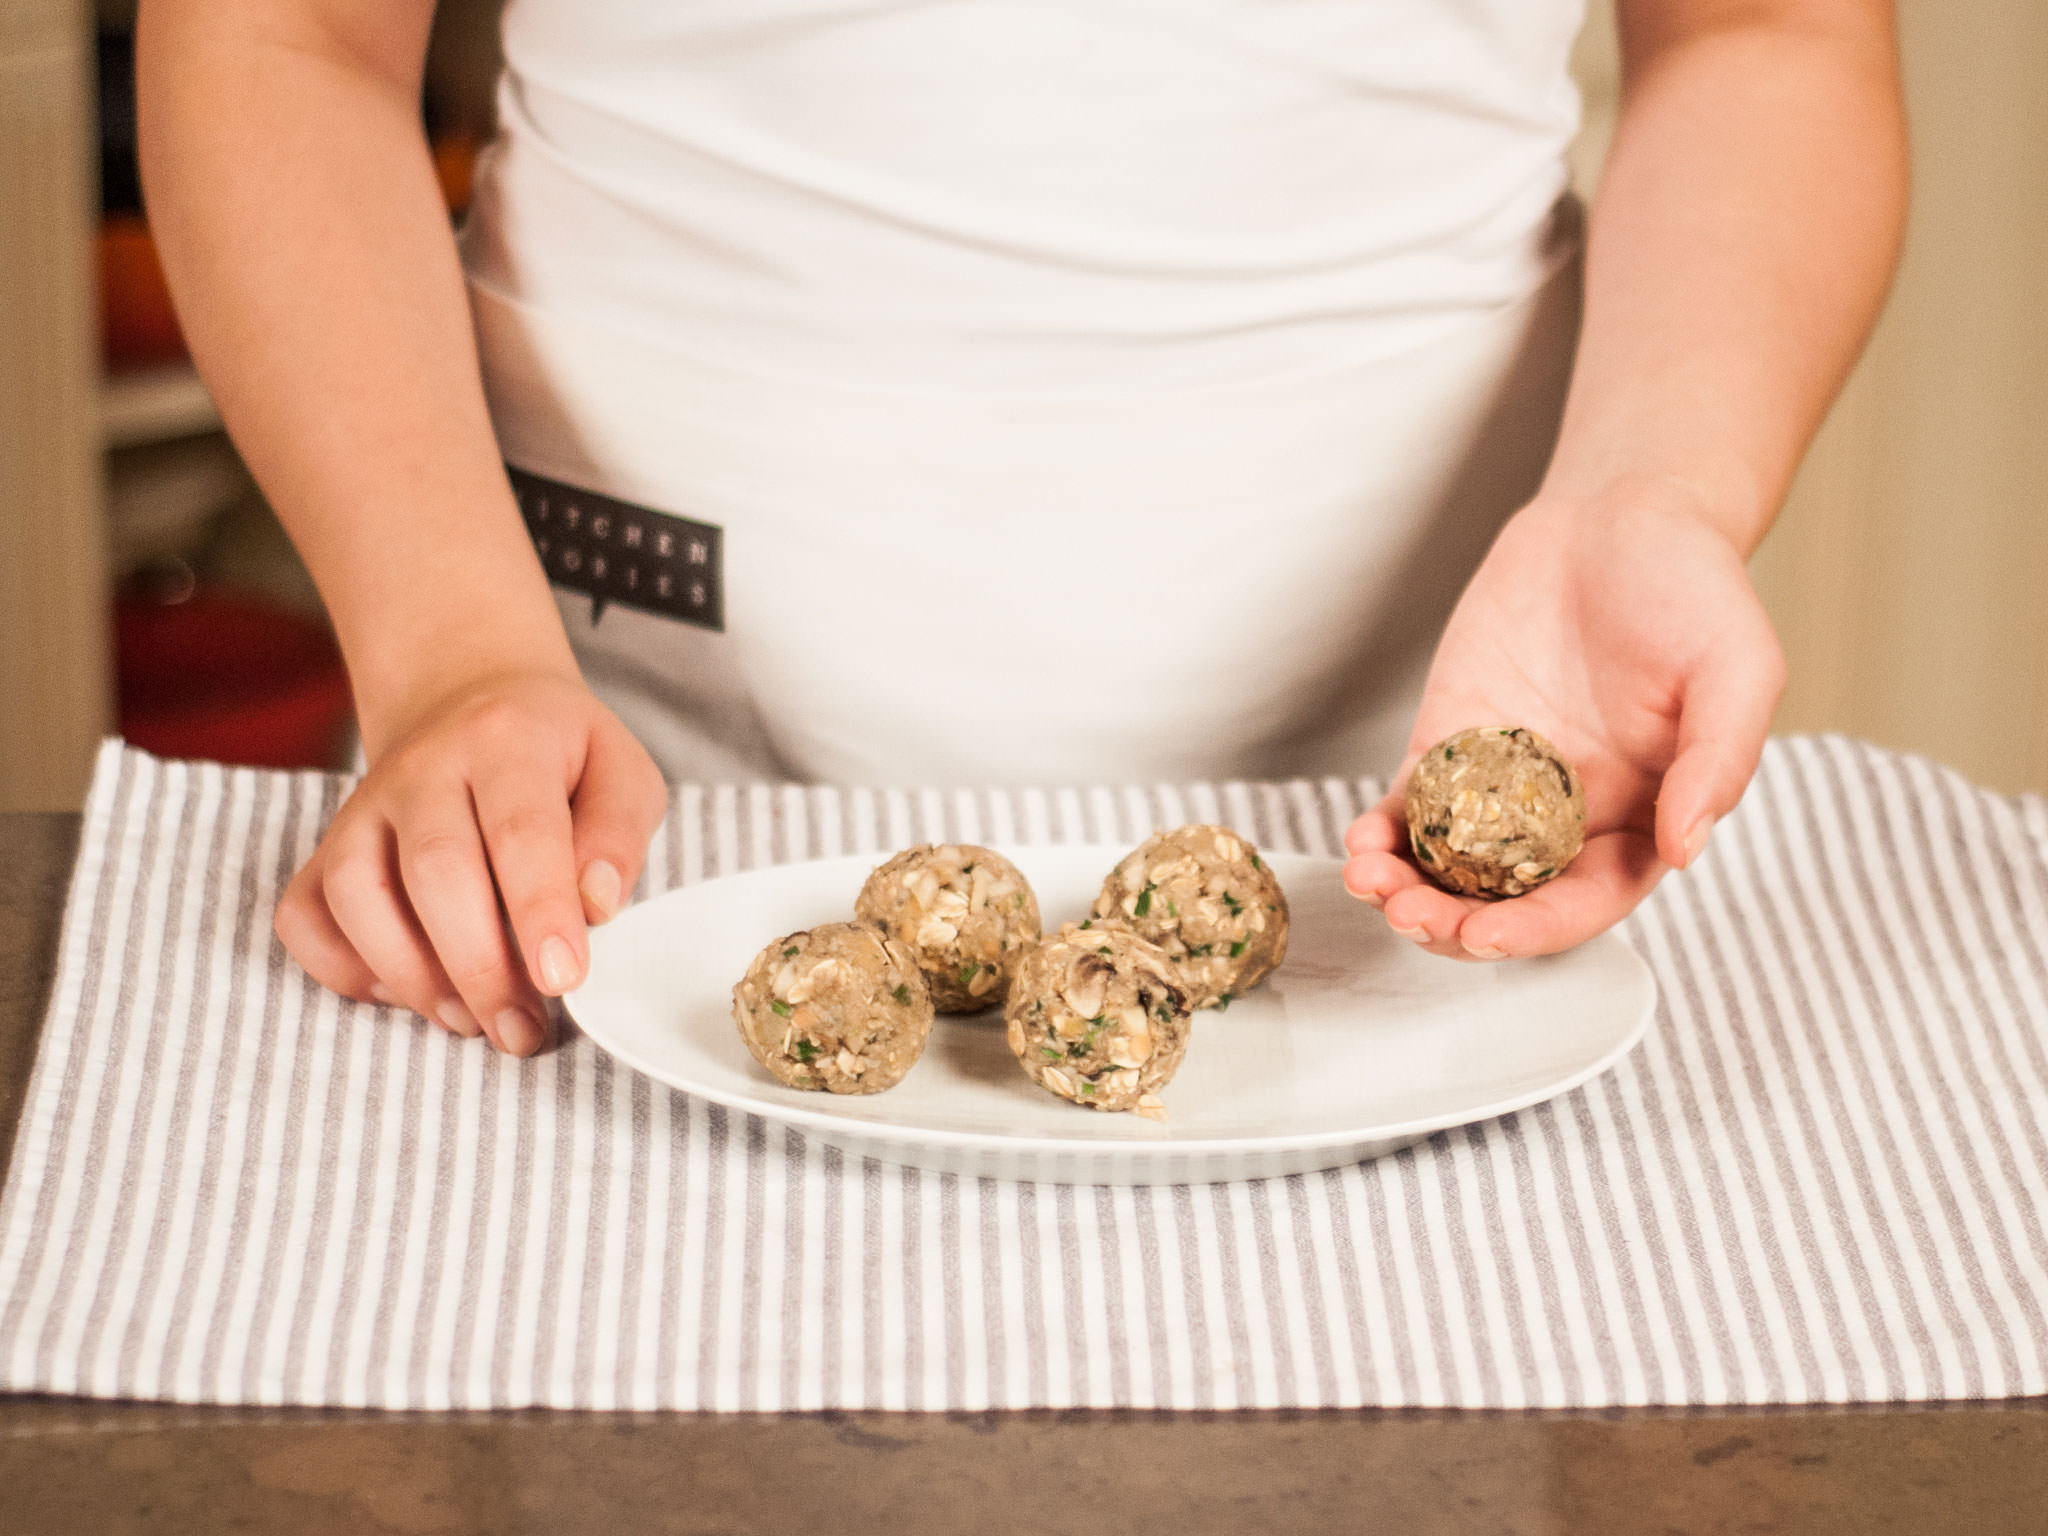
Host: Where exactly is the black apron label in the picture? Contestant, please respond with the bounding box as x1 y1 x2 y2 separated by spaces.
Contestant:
508 464 724 632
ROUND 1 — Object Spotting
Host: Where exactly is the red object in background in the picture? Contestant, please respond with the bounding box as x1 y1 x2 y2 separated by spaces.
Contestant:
117 584 353 771
99 213 188 369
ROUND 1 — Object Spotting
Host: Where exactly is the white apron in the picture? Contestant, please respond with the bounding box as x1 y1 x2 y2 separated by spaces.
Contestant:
469 254 1578 785
461 0 1588 783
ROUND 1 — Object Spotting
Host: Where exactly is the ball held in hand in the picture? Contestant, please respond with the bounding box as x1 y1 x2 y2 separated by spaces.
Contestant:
1405 727 1586 899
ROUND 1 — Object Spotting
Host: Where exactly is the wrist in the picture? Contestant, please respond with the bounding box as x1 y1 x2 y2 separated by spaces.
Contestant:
343 593 581 761
1518 465 1764 558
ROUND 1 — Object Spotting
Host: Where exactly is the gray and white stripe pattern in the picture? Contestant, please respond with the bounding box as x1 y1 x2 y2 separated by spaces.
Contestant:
2 737 2047 1408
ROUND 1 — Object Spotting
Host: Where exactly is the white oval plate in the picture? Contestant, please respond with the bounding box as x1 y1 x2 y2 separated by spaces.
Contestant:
564 846 1656 1185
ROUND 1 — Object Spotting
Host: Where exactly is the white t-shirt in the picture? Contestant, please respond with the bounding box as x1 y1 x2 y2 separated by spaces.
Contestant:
459 1 1589 785
466 0 1584 396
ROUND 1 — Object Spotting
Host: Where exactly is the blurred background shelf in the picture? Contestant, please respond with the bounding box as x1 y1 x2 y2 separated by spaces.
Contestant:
99 361 219 449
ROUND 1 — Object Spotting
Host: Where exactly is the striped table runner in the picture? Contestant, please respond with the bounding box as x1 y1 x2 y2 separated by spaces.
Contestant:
2 737 2047 1410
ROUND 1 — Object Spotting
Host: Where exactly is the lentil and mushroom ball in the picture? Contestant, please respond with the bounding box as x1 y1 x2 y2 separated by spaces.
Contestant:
1089 824 1289 1009
854 844 1041 1012
1404 726 1587 899
1005 923 1193 1117
732 921 934 1093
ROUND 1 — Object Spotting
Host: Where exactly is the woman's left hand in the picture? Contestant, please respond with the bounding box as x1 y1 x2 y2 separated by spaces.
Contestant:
1341 477 1785 960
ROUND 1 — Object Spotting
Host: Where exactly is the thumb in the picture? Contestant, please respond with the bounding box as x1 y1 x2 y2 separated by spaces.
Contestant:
1655 609 1785 870
569 712 669 923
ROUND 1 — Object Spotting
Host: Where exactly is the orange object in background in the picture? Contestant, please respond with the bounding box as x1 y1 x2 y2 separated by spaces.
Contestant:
117 580 354 772
99 212 187 369
433 131 480 217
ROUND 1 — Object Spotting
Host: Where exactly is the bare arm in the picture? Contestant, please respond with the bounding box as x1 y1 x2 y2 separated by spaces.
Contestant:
140 0 665 1050
1345 0 1907 959
139 0 564 743
1547 0 1909 547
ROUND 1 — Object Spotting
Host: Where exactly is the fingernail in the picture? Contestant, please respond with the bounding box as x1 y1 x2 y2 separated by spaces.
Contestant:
1464 943 1507 962
580 859 624 923
496 1007 546 1057
1358 892 1385 910
369 982 396 1007
1390 924 1427 943
1684 816 1716 868
438 1000 482 1038
538 935 581 994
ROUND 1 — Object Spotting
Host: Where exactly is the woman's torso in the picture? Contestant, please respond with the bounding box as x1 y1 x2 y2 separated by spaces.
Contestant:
460 0 1587 784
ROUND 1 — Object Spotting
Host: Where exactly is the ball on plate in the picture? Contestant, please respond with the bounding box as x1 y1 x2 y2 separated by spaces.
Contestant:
1089 824 1288 1009
1405 726 1586 898
854 843 1042 1012
1005 923 1193 1117
732 921 934 1093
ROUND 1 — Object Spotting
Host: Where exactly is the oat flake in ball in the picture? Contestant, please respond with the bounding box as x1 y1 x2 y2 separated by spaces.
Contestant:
1090 825 1289 1009
1405 727 1586 899
855 844 1041 1012
732 922 934 1093
1006 923 1193 1117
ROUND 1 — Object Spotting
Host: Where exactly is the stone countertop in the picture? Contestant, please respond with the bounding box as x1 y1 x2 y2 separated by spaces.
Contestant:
2 811 2043 1535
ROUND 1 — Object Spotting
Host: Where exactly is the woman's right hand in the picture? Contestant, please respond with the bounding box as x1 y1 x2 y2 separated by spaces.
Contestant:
138 3 668 1053
274 670 668 1055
